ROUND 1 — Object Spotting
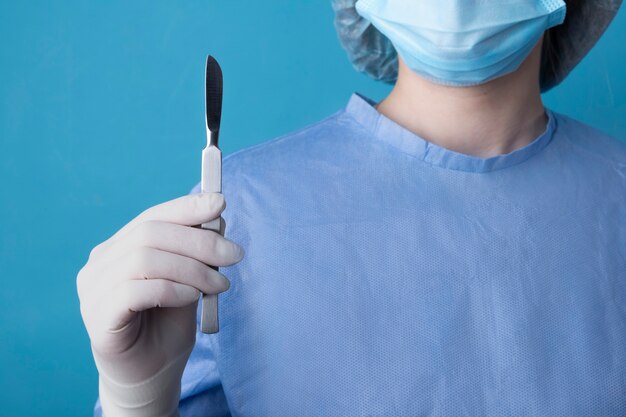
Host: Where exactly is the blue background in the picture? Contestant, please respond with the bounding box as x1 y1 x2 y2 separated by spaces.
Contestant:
0 1 624 415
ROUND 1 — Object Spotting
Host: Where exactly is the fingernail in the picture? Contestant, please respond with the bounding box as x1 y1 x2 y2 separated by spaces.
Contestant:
220 278 230 292
234 244 245 261
214 275 230 292
217 240 245 262
210 193 224 209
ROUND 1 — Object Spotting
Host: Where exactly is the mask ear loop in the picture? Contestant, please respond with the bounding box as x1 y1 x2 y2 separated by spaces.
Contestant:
540 28 559 92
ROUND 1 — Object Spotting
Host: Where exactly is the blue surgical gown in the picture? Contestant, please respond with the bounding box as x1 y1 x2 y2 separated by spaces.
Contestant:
95 93 626 416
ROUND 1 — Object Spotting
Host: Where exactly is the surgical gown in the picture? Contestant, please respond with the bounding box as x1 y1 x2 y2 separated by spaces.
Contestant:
95 93 626 416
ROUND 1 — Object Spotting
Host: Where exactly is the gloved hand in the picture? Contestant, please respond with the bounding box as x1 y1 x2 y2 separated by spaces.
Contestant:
77 193 244 417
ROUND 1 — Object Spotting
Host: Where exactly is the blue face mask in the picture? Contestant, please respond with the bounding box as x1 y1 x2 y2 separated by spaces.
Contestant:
355 0 567 87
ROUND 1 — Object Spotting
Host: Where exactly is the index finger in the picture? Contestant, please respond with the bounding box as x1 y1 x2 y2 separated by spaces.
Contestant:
109 192 225 246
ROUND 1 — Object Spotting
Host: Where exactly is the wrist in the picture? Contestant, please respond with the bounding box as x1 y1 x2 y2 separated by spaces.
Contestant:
96 347 192 417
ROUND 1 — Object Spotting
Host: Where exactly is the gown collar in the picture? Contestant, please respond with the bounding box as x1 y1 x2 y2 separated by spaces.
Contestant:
344 92 557 173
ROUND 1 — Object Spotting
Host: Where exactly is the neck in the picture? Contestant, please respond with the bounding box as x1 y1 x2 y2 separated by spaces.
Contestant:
375 41 547 158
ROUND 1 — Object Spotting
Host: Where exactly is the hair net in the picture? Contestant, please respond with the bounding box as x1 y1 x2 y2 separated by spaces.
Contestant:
332 0 623 92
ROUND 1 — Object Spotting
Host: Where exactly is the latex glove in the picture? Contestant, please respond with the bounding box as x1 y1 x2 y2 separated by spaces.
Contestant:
77 193 244 417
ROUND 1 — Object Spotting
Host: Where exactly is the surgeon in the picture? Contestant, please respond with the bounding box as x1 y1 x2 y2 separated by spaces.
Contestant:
77 0 626 415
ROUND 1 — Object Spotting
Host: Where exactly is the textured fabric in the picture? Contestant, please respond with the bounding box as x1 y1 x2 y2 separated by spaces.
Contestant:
332 0 623 92
354 0 566 87
94 93 626 416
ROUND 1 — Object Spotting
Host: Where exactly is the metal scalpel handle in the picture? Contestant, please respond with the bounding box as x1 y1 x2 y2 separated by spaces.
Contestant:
201 144 222 334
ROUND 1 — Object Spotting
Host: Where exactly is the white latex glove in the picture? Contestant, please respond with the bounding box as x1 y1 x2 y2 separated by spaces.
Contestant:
77 193 244 417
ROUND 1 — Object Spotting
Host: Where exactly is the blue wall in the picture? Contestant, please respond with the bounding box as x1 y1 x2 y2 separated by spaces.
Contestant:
0 1 624 415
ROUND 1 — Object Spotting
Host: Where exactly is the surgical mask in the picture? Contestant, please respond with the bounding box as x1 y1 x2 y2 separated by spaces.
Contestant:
355 0 567 87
